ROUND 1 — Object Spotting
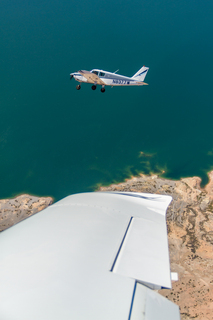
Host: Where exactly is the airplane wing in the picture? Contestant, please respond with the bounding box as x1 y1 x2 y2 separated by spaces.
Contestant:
78 70 105 85
0 192 180 320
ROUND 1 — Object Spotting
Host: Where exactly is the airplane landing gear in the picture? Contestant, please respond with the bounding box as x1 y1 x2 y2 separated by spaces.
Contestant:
76 84 81 90
91 85 97 90
101 87 105 93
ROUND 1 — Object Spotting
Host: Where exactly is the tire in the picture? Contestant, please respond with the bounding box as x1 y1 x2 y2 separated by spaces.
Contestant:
76 84 81 90
101 87 105 93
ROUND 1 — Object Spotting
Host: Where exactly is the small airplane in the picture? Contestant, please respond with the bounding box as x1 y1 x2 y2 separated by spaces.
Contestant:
70 66 149 92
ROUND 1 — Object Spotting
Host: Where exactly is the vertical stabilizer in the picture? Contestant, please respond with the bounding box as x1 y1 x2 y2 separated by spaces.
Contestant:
132 66 149 81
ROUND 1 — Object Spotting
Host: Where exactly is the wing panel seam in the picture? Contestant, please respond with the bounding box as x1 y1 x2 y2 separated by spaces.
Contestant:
128 281 137 320
110 216 133 272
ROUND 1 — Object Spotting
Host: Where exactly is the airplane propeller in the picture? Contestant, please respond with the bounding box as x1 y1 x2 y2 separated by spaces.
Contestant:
70 71 77 80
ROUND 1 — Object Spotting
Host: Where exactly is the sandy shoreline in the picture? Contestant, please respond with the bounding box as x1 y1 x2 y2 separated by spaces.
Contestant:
0 194 53 232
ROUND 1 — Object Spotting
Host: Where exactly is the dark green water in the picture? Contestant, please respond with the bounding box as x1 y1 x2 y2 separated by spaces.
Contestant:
0 0 213 201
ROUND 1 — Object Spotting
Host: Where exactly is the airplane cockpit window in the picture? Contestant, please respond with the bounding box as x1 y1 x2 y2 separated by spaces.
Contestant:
99 72 105 77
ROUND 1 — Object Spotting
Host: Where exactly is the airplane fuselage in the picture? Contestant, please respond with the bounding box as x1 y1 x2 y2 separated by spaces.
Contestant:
72 69 145 86
70 66 149 92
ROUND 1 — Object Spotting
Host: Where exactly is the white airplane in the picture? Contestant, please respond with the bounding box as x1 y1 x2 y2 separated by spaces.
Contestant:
0 191 180 320
70 66 149 92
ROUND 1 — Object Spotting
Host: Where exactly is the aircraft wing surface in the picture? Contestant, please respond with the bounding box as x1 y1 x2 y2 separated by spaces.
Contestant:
78 70 105 84
0 192 180 320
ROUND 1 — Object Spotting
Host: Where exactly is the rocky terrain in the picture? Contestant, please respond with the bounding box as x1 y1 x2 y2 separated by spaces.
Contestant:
0 194 53 232
99 171 213 320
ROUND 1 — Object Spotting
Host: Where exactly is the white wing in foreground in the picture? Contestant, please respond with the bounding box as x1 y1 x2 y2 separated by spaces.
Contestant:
0 192 180 320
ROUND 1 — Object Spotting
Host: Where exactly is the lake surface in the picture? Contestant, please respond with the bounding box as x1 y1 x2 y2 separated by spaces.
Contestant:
0 0 213 201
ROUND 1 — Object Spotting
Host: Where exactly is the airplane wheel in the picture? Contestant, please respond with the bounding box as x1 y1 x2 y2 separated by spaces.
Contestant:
91 85 97 90
76 84 81 90
101 87 105 93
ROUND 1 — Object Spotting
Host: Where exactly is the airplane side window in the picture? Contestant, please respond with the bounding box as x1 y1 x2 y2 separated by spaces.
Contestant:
92 71 98 75
100 72 105 77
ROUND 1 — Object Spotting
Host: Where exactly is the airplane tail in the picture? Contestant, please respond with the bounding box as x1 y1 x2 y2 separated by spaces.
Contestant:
131 66 149 82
